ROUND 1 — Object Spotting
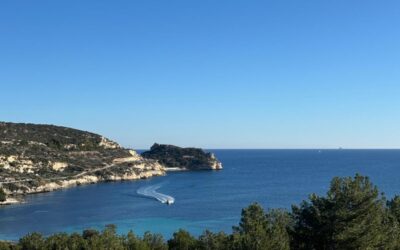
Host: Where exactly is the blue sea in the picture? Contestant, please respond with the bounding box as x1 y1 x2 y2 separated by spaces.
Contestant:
1 150 400 240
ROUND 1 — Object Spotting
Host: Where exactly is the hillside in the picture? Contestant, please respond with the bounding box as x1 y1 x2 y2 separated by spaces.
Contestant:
0 122 164 199
142 143 222 170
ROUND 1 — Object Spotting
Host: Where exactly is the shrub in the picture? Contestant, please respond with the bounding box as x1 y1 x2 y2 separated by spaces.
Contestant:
0 188 6 202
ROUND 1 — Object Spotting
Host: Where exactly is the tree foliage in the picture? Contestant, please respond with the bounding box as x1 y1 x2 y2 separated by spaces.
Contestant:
231 203 290 250
168 229 198 250
291 174 389 249
0 188 6 202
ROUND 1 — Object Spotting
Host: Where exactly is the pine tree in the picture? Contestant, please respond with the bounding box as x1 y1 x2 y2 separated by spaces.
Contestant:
233 203 290 250
168 229 198 250
233 203 269 250
19 232 45 250
265 209 291 250
142 231 167 250
388 195 400 223
291 174 387 249
198 230 229 250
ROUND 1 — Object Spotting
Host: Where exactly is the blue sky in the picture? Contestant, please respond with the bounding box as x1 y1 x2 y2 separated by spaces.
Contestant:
1 1 399 149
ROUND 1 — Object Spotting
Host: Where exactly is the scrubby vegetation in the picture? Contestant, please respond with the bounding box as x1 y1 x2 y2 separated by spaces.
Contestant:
0 122 128 165
142 143 221 170
3 174 400 249
0 122 154 192
0 122 107 151
0 187 6 202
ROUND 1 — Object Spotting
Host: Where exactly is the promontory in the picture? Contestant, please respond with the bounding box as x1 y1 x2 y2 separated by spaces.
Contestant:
142 143 222 170
0 122 221 205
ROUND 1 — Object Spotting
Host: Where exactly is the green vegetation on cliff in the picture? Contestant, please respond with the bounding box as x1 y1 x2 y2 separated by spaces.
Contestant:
0 187 6 202
1 122 111 151
0 122 162 194
142 143 222 170
2 174 400 249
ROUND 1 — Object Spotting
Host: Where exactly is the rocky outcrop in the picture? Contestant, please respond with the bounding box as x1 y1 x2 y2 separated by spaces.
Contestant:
0 197 21 205
99 136 120 149
0 122 166 202
26 160 165 194
0 122 223 206
51 162 68 171
141 143 223 170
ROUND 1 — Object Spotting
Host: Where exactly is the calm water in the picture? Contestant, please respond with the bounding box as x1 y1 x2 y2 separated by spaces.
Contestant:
1 150 400 240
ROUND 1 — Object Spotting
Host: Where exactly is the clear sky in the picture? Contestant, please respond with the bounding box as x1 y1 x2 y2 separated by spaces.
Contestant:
1 1 399 149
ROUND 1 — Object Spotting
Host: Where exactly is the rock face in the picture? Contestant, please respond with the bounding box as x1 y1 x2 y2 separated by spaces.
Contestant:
141 143 223 170
0 122 165 197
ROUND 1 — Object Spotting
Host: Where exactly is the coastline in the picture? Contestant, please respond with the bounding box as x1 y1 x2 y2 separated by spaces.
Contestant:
1 169 166 206
164 167 187 171
0 197 22 206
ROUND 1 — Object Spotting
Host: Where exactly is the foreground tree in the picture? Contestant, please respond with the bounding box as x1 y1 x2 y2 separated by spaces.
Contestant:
0 241 14 250
44 233 70 250
291 174 388 249
385 196 400 248
98 224 125 250
142 231 168 250
264 209 291 250
232 203 269 250
19 232 45 250
198 230 229 250
388 195 400 224
168 229 198 250
232 203 290 250
125 231 151 250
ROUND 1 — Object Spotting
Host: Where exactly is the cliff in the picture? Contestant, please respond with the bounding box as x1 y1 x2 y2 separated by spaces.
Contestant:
141 143 223 170
0 122 165 199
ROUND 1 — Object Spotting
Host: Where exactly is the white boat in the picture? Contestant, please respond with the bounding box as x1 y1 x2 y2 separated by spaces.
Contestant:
137 184 175 205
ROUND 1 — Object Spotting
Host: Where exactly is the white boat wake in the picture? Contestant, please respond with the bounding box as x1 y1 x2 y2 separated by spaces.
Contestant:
137 184 175 205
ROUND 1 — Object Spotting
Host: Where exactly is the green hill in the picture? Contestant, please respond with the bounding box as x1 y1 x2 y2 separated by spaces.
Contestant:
0 122 164 197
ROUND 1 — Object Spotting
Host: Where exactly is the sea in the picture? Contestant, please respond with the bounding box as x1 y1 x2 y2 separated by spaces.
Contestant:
1 149 400 240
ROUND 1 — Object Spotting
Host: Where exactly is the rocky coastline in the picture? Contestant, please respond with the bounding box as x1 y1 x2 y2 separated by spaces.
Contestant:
0 122 222 206
0 154 166 205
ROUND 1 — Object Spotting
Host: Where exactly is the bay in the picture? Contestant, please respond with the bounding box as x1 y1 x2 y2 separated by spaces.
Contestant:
1 149 400 240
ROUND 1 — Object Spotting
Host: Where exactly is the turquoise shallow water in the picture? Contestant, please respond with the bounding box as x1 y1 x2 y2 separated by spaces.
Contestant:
1 150 400 240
